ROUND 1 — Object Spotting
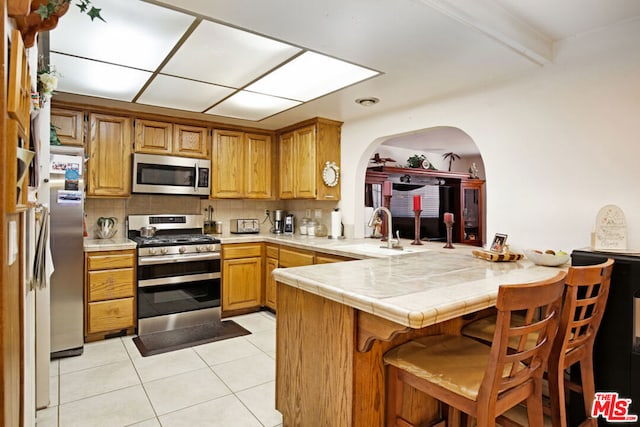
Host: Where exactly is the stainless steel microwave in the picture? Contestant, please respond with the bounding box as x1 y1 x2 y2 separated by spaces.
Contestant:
132 153 210 196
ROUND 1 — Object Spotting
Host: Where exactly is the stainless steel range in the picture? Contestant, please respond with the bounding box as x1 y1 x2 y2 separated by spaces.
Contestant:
128 214 221 335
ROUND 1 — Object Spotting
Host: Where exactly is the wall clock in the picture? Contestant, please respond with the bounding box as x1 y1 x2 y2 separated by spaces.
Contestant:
322 161 340 187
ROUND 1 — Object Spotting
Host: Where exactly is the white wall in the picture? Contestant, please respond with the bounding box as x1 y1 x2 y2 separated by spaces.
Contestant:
340 18 640 252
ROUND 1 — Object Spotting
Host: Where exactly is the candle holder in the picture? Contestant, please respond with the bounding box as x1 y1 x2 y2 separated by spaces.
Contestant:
381 195 391 241
411 209 423 245
443 220 455 249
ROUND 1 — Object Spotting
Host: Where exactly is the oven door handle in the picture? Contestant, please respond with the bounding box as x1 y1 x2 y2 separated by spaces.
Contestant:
138 272 220 288
138 252 220 265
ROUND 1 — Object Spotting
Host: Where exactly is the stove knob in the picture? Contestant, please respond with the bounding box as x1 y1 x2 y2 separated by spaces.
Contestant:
148 247 157 255
206 245 213 252
160 247 168 255
196 245 206 252
179 246 186 254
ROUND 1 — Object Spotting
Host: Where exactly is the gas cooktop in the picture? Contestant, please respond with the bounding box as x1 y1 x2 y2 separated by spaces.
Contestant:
133 234 219 247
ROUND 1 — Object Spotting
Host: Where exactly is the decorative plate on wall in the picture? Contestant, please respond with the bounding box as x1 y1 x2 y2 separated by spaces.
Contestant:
322 161 340 187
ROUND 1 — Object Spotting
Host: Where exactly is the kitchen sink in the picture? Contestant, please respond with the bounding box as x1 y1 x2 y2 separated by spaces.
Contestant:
336 243 425 257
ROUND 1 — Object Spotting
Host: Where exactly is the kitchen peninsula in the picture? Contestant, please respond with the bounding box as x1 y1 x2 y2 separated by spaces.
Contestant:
272 245 566 426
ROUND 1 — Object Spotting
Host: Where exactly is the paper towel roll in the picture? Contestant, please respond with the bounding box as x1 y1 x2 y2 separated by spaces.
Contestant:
331 209 342 238
364 207 374 237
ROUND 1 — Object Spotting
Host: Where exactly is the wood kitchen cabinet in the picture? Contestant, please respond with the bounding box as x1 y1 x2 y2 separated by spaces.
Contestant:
211 129 273 199
84 249 136 342
86 113 132 197
264 244 279 310
264 245 355 312
135 120 208 158
315 253 355 264
173 123 208 158
134 119 172 154
51 108 84 146
279 246 315 267
222 243 263 315
278 117 342 200
459 179 485 246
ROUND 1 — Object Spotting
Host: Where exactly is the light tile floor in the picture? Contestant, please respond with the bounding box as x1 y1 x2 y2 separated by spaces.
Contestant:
36 311 282 427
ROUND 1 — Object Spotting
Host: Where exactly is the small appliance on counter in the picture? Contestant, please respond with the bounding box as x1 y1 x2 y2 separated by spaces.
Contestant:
273 210 286 234
230 219 260 234
284 214 295 234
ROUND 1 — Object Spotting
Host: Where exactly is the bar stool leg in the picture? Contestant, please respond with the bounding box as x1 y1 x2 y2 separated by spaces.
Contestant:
548 358 567 427
526 379 545 427
579 356 598 427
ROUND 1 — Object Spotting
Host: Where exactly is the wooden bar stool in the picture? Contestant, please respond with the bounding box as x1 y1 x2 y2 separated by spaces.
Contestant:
461 259 614 427
384 272 566 427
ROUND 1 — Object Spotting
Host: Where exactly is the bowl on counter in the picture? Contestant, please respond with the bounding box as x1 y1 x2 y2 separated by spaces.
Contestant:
524 249 570 267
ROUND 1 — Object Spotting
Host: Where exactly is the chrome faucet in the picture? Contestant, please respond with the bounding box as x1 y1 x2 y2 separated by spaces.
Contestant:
368 206 402 249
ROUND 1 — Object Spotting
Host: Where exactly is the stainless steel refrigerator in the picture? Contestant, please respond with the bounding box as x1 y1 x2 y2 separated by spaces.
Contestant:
49 145 84 358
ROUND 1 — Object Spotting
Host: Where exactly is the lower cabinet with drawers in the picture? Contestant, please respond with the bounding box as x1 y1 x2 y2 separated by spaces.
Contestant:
84 249 136 342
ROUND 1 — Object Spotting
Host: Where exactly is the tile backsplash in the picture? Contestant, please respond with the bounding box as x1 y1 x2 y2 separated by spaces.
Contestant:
85 195 339 238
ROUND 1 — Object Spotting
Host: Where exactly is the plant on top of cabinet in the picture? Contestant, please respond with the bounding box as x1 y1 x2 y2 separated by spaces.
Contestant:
211 129 273 199
134 120 208 159
278 117 342 200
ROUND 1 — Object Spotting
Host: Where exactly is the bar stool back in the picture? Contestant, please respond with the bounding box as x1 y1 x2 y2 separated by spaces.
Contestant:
548 258 614 427
461 259 614 426
384 272 566 427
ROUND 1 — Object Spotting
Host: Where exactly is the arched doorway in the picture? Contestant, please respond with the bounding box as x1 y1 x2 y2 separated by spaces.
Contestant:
357 126 486 244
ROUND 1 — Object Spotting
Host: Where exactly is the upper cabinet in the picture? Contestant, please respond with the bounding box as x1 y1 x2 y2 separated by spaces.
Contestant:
278 118 342 200
134 119 172 155
211 129 273 199
134 119 208 159
51 108 85 146
174 124 208 158
86 113 132 198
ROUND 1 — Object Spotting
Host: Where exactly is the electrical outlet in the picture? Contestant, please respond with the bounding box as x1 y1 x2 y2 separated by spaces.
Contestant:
265 209 270 217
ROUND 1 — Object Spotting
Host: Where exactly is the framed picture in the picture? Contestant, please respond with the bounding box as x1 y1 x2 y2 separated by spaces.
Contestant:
490 233 508 253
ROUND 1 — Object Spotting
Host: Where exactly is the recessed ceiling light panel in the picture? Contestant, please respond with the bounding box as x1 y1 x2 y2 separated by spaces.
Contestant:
49 0 195 71
206 91 301 121
137 75 235 112
246 51 379 102
51 53 152 102
161 20 301 88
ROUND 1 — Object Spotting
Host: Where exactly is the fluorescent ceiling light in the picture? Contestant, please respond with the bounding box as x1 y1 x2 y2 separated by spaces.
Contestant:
49 0 194 71
136 75 235 112
246 51 379 102
206 91 301 121
51 53 152 101
161 20 301 87
47 0 382 121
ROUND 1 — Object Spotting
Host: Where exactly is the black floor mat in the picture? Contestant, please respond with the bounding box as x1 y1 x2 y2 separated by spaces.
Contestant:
132 320 251 357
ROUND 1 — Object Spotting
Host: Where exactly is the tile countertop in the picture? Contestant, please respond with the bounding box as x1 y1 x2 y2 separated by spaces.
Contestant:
84 237 137 252
272 246 568 329
215 232 437 259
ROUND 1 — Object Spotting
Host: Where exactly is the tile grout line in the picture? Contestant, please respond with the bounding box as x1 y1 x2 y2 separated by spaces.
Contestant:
121 335 162 424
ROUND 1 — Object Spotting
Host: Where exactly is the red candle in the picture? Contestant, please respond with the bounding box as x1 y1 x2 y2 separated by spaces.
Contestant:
383 180 392 196
444 212 454 223
413 194 421 211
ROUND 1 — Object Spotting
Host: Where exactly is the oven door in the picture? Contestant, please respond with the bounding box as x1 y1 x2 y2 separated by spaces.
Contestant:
137 252 220 333
132 153 210 196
